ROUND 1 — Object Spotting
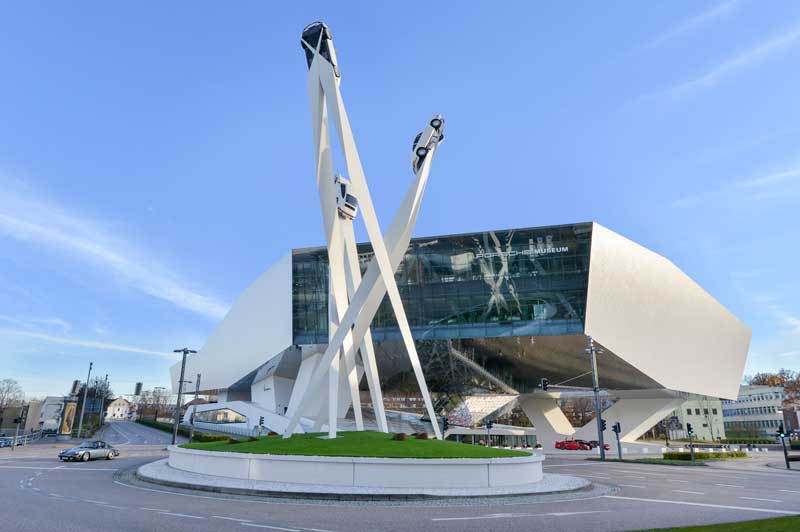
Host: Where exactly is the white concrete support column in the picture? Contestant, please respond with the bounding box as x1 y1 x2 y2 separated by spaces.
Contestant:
518 396 575 448
573 397 684 443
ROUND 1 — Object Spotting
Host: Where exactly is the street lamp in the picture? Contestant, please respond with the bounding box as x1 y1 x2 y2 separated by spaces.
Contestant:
76 362 93 439
585 336 606 461
172 348 197 445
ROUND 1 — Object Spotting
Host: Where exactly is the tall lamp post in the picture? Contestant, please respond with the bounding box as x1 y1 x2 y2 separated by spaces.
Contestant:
188 373 202 443
76 362 93 439
586 337 606 461
172 348 196 445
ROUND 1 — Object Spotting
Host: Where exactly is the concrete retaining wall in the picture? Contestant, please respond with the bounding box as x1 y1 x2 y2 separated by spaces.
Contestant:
167 445 543 489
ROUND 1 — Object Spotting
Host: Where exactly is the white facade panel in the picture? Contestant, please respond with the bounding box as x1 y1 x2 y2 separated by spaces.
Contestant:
585 223 750 400
170 253 293 393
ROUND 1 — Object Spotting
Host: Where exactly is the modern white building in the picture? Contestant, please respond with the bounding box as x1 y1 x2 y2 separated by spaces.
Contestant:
722 385 786 438
171 222 752 447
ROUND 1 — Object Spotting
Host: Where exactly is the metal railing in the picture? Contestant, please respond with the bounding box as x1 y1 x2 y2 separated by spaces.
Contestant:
0 431 43 448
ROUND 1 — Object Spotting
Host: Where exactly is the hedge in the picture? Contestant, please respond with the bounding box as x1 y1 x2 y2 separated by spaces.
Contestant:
719 438 775 444
135 419 228 442
663 451 747 460
791 441 800 450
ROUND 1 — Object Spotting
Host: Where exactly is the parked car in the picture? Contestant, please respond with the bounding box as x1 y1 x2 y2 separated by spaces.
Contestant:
554 439 591 450
580 439 611 451
58 440 119 462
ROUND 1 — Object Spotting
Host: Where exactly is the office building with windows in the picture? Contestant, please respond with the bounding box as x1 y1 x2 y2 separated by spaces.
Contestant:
722 385 786 438
171 222 751 447
666 396 726 441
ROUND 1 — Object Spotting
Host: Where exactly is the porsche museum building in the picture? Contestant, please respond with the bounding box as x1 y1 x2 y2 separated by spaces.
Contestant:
171 221 751 447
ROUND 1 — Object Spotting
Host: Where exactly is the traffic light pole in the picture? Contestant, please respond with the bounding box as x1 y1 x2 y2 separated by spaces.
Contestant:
615 427 622 461
587 337 606 461
689 433 695 464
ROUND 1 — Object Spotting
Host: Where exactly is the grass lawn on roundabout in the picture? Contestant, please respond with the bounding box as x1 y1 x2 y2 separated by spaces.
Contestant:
632 516 800 531
181 430 529 459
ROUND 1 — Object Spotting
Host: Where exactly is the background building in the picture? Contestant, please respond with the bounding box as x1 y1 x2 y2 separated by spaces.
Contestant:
668 396 725 441
104 397 132 420
722 385 786 438
172 222 751 447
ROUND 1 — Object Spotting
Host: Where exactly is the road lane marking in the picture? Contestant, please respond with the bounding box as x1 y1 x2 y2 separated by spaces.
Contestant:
672 490 705 495
431 511 610 522
140 507 170 511
84 499 108 504
300 528 338 532
738 497 783 503
623 475 648 479
579 474 611 479
603 495 797 515
159 512 205 519
715 484 743 488
618 484 646 488
779 490 800 494
213 516 254 523
240 524 299 531
666 479 689 483
0 465 118 471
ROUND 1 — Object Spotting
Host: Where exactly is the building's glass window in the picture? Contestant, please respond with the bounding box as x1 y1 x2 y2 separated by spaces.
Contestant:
195 408 247 424
703 408 709 415
712 408 718 415
686 408 692 416
292 223 593 344
695 408 700 415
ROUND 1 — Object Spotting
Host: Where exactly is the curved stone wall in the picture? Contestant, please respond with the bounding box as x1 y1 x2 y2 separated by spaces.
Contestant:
167 446 544 489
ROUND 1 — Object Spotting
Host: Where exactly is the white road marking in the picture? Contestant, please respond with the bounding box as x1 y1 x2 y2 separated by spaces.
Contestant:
666 479 689 483
0 465 118 471
301 528 338 532
84 499 108 504
624 475 648 479
159 511 205 519
579 474 611 479
715 484 744 488
240 524 300 531
603 495 798 515
618 484 646 488
779 489 800 494
213 516 254 523
104 504 128 510
738 497 783 503
672 490 705 495
140 507 170 512
431 511 610 522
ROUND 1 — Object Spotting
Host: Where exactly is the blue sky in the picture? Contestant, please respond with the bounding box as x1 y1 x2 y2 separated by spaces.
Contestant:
2 1 799 398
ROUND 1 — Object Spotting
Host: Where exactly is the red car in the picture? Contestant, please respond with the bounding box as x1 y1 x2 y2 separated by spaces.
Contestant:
554 439 591 450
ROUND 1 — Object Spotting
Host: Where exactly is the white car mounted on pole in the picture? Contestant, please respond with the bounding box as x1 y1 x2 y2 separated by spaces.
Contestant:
285 21 445 439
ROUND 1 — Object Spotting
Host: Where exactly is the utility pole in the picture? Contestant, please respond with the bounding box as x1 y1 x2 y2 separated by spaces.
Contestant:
99 374 108 427
586 336 606 461
778 423 790 470
188 373 201 443
76 362 93 439
172 348 196 445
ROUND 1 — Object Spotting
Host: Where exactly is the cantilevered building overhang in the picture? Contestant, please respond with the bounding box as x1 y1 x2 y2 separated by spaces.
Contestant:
171 222 750 443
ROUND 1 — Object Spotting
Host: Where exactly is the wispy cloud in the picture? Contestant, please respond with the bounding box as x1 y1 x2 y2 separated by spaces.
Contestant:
639 0 741 51
669 163 800 208
641 25 800 100
0 314 71 332
0 329 172 358
0 177 229 320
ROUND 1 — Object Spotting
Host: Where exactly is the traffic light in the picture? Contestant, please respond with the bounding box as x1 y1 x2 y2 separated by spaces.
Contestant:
778 423 785 438
686 423 694 437
259 416 265 427
442 417 449 432
612 422 621 434
486 421 494 430
600 419 607 432
540 378 549 392
13 418 22 425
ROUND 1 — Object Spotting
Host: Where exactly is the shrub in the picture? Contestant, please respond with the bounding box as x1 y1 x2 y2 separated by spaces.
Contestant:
391 433 407 441
193 433 229 443
227 437 242 444
790 441 800 450
663 451 747 460
719 438 774 444
415 432 429 440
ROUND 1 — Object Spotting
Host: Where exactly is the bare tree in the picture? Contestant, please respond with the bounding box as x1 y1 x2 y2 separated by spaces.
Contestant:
0 379 24 409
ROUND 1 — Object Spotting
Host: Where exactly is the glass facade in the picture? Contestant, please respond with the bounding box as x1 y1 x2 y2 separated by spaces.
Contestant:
292 223 593 344
194 408 247 424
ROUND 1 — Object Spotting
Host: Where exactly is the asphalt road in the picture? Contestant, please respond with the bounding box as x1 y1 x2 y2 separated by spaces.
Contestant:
1 421 798 532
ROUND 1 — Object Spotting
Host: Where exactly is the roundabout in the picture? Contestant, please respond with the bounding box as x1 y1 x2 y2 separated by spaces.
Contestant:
140 431 590 498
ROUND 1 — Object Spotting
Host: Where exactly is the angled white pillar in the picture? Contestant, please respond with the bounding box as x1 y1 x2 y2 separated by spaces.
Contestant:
518 396 576 448
573 397 684 443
